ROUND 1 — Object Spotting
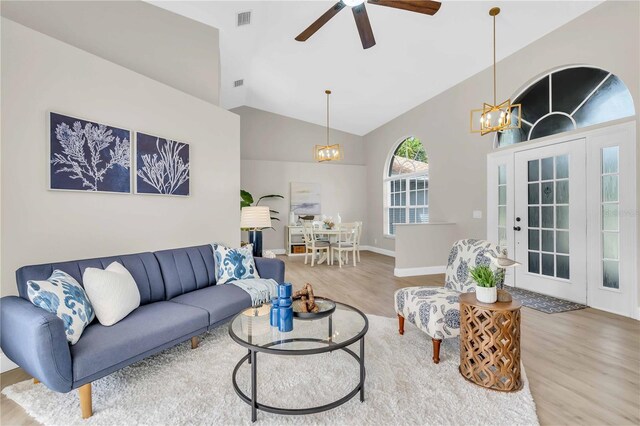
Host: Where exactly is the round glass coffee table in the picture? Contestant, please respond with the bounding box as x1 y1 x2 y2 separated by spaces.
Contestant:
228 301 368 422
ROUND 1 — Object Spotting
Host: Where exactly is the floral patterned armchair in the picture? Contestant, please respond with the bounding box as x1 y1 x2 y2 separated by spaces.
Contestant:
394 239 501 363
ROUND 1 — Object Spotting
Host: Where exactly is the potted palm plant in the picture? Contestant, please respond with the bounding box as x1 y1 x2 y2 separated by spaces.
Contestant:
469 265 498 303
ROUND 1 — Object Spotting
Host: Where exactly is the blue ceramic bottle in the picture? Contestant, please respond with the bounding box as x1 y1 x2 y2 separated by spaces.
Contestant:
277 283 293 332
270 297 279 327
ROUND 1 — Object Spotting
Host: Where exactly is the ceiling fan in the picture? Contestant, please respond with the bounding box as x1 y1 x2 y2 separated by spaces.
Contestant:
295 0 441 49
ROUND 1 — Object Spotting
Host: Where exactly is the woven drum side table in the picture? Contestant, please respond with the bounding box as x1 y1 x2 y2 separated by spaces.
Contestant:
459 292 523 392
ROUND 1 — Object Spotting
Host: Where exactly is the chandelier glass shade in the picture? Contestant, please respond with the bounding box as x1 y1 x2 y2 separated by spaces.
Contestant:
315 90 343 162
470 7 521 136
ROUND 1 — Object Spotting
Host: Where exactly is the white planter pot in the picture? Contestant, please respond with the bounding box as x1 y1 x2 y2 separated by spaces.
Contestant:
475 286 497 304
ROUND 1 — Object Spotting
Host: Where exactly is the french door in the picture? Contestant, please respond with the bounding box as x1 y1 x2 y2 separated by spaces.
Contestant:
487 121 637 318
514 140 587 303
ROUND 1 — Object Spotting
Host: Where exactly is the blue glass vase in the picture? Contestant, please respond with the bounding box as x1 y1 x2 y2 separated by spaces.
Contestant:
277 283 293 332
270 297 279 327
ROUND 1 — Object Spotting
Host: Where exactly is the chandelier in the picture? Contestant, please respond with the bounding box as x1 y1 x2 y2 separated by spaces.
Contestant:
470 7 521 136
315 90 342 162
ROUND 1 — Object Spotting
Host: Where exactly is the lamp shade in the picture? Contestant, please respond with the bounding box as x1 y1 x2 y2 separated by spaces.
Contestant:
240 206 272 229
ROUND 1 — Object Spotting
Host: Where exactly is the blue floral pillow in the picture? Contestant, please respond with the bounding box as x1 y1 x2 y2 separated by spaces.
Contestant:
27 270 95 345
212 244 260 284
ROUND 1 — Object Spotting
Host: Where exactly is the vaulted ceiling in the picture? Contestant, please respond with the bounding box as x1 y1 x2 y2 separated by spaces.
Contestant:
152 1 601 135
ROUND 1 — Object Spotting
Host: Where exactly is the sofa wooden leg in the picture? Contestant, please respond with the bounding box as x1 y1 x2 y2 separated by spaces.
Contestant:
33 378 40 384
79 383 92 419
432 338 442 364
191 336 199 349
398 314 405 335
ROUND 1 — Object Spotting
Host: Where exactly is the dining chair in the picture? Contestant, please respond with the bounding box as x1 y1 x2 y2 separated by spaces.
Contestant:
354 221 363 262
330 223 358 268
302 221 330 267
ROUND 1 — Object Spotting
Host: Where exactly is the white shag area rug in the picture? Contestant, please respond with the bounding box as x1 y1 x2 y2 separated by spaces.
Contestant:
3 315 538 425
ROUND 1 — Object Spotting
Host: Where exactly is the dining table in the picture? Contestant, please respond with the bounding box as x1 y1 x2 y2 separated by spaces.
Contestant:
312 228 354 265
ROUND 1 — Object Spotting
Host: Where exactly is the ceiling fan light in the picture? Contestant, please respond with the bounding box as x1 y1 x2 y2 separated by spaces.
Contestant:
342 0 365 7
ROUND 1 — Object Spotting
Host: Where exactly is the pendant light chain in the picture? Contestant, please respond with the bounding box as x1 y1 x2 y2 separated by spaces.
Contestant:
493 13 497 106
326 90 331 145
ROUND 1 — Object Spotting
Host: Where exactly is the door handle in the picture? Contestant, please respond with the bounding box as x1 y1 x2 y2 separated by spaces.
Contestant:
513 226 522 231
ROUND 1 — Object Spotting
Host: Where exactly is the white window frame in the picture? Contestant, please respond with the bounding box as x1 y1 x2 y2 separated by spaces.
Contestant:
383 138 429 237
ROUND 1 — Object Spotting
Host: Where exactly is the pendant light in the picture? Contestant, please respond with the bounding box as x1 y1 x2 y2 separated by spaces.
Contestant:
315 90 343 162
470 7 521 136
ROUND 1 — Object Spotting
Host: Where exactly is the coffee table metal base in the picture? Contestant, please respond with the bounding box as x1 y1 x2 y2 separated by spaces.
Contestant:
231 337 366 422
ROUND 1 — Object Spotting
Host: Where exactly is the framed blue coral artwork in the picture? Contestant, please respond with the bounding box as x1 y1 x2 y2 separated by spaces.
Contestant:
135 132 190 196
49 112 131 193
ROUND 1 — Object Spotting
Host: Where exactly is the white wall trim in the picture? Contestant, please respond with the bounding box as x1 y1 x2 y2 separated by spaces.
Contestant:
1 351 18 373
360 245 395 258
265 248 286 255
394 265 446 277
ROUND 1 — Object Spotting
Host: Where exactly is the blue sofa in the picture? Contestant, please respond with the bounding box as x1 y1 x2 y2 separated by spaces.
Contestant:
0 244 284 418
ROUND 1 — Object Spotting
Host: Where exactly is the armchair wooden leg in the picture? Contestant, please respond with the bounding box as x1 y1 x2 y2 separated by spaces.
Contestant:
191 336 199 349
33 378 40 384
432 338 442 364
398 314 405 335
79 383 92 419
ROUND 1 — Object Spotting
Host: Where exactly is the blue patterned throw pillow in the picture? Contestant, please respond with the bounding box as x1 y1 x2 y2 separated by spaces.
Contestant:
27 270 95 345
212 244 260 284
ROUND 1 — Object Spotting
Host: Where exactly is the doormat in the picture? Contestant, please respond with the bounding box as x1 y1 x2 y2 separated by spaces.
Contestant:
503 285 587 314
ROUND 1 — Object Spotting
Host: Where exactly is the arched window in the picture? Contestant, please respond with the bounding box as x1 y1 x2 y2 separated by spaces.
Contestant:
384 137 429 235
498 66 635 147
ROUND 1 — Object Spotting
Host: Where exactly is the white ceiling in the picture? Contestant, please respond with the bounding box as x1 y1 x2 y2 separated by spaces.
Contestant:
151 0 601 135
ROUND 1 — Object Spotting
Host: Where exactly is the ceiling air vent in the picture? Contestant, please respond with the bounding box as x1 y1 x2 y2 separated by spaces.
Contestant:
233 79 244 88
237 11 251 27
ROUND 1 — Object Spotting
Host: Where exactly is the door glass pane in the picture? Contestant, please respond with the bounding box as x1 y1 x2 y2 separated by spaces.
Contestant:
556 155 569 179
602 146 619 174
603 260 619 289
541 182 554 204
528 183 539 204
541 157 554 180
528 251 540 274
528 229 540 250
602 175 618 202
542 230 554 252
541 253 554 276
498 227 507 247
499 186 506 205
498 206 506 226
602 204 619 231
556 231 569 254
528 206 539 227
498 164 506 185
556 180 569 203
602 232 619 260
556 255 570 279
528 160 539 182
556 206 569 229
541 206 554 228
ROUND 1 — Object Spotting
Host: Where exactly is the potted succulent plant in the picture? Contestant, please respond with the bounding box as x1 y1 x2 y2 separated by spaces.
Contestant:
470 265 498 303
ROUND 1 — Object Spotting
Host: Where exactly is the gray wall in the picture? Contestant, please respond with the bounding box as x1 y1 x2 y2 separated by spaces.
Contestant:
235 106 368 250
363 0 640 257
233 106 366 166
0 18 240 299
1 0 220 105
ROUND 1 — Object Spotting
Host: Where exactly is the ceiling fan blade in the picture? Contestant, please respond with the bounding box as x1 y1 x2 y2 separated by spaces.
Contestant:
367 0 441 16
295 2 346 42
352 4 376 49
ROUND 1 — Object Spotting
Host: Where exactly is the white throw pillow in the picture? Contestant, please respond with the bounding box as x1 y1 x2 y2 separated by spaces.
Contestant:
212 243 260 284
27 270 95 345
83 262 141 326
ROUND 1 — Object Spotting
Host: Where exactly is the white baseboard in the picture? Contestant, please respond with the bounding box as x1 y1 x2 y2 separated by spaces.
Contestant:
1 351 18 373
264 248 286 255
360 245 395 258
394 265 446 277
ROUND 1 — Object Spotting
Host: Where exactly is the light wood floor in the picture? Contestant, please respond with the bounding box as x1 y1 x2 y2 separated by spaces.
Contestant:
2 251 639 425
